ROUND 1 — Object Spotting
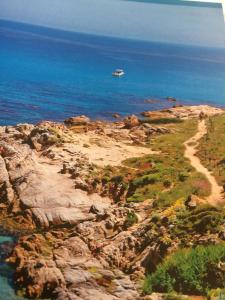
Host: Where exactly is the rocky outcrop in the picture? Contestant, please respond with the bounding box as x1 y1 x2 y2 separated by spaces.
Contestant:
123 115 140 128
8 198 181 299
0 117 152 299
1 111 224 300
0 155 14 206
0 125 113 229
8 212 144 299
142 105 224 120
64 115 90 126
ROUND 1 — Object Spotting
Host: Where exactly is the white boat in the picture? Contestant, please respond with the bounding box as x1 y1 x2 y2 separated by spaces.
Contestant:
112 69 125 77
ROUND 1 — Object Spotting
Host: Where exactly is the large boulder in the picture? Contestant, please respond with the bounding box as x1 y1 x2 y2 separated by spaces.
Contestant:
64 115 90 126
123 115 139 129
20 259 65 299
27 128 53 151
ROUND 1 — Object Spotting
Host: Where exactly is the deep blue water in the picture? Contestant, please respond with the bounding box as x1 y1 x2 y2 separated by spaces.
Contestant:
0 19 225 125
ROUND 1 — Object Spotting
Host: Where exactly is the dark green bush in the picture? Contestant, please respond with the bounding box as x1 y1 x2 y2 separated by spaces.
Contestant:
163 180 172 188
143 244 225 295
111 175 124 184
140 118 183 125
132 174 160 188
178 172 189 182
124 211 138 229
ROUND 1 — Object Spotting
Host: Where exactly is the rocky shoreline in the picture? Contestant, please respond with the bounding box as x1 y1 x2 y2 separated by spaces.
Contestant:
0 105 224 300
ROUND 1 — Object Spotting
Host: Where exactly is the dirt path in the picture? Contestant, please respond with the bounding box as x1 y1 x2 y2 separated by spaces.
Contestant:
184 120 224 205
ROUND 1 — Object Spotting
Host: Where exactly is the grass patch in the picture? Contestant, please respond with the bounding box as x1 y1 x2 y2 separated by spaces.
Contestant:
92 119 211 207
198 115 225 188
126 119 210 206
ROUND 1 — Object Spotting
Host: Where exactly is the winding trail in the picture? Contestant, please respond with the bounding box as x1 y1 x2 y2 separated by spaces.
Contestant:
184 120 224 205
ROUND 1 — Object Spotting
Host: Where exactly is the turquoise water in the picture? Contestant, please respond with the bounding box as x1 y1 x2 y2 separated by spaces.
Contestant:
0 19 225 125
0 236 13 243
0 236 26 300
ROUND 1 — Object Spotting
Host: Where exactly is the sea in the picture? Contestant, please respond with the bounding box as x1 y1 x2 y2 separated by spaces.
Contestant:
0 236 27 300
0 19 225 126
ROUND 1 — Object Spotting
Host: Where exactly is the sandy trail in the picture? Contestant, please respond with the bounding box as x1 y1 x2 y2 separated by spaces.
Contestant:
184 120 224 205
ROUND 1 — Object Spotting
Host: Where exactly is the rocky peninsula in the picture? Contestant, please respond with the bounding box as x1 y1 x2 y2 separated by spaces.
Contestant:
0 105 225 300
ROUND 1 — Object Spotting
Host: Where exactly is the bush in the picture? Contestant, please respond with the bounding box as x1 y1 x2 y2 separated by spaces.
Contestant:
163 180 172 188
143 244 225 296
132 174 160 188
208 288 225 299
151 214 161 223
111 175 124 184
141 118 183 125
178 172 189 182
127 193 144 203
124 211 138 229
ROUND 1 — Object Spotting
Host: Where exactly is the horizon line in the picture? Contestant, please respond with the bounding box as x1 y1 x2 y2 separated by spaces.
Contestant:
1 18 225 50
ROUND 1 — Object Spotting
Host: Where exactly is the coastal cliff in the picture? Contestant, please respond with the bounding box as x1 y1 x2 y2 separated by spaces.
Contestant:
0 105 225 300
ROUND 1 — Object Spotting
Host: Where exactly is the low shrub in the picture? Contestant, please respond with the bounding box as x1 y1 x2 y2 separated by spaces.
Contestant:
163 180 172 188
178 172 189 182
124 211 138 229
111 175 124 184
132 174 160 188
143 244 225 295
208 288 225 299
141 118 183 125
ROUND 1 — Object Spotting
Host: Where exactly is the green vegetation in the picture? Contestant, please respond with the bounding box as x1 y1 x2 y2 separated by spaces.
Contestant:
93 118 211 207
198 115 225 188
124 211 138 229
143 244 225 296
46 127 66 145
126 118 211 206
170 205 225 243
140 117 183 125
208 289 225 299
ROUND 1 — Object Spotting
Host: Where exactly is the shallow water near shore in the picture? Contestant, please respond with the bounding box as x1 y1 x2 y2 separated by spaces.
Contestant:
0 236 27 300
1 19 225 125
